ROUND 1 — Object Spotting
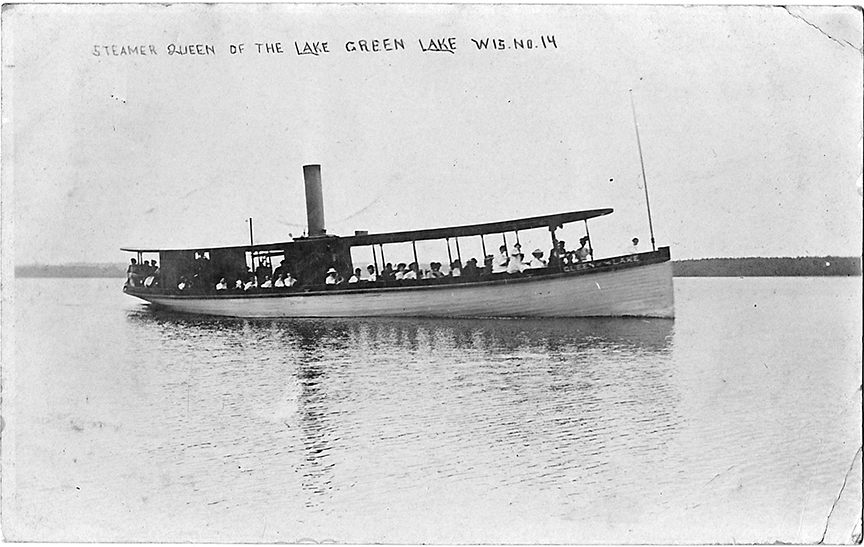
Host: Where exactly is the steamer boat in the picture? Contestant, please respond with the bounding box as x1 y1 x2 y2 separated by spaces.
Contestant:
122 165 674 318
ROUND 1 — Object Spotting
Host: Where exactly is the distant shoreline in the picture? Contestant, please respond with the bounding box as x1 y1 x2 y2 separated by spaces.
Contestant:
14 256 862 278
673 256 861 277
15 264 129 278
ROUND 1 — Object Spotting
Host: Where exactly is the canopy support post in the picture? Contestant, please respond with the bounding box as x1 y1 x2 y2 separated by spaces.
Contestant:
455 237 462 264
584 219 594 260
549 226 562 272
446 238 453 266
248 217 256 271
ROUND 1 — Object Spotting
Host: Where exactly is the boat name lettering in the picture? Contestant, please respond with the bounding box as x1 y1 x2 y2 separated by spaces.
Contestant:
571 255 640 271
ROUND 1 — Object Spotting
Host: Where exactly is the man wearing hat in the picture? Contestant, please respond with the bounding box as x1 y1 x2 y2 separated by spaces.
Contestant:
527 249 547 269
631 237 641 254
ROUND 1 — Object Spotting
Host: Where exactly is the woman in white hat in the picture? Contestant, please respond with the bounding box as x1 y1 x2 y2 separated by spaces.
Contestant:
325 267 341 285
507 243 527 273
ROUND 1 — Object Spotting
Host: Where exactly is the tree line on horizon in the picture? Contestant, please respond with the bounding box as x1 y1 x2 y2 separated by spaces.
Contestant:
14 256 862 278
673 256 861 277
15 263 128 278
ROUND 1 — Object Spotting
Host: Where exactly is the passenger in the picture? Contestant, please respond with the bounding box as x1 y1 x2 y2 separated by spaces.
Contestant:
196 253 214 286
462 258 479 277
492 245 509 273
243 275 256 291
192 253 202 279
273 273 286 288
631 237 641 254
348 268 362 283
528 249 547 269
143 263 158 287
450 260 462 277
366 265 378 281
284 272 298 287
403 262 419 280
260 275 273 288
126 258 141 287
235 279 244 290
325 268 340 285
394 263 408 280
507 243 526 273
273 260 288 279
548 244 559 268
484 255 494 274
178 276 189 291
216 278 228 291
551 240 569 268
255 261 271 286
575 237 590 262
381 263 395 281
428 262 446 279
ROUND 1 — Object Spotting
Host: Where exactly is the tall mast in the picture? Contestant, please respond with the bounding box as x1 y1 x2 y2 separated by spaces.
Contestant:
629 89 656 252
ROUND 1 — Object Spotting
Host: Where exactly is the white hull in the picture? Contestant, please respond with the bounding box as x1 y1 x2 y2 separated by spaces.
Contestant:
129 261 674 319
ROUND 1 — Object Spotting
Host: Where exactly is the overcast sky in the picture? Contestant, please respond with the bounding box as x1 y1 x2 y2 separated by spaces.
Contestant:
3 4 862 265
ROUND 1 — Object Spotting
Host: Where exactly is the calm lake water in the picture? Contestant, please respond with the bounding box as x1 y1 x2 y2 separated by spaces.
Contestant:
3 277 861 543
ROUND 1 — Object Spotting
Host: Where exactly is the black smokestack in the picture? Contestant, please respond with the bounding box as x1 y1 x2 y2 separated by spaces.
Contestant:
303 164 326 237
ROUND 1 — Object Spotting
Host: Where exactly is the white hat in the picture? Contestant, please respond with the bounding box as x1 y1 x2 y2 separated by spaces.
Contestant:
327 268 337 274
532 249 543 256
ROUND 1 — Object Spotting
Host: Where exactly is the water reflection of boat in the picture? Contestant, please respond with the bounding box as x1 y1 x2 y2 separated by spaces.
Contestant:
125 310 678 508
122 165 674 319
127 312 674 357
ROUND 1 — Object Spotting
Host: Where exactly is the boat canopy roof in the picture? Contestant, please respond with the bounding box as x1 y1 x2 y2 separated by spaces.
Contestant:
121 207 613 253
347 208 613 246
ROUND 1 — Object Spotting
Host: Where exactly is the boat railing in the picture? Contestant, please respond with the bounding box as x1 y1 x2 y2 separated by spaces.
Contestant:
126 267 556 296
124 247 670 297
